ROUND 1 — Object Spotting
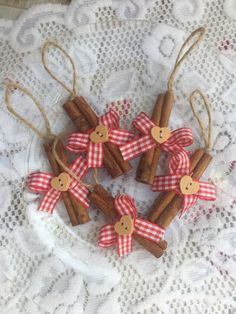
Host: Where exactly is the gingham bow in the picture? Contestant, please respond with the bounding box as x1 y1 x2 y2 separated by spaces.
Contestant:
120 112 193 160
98 195 165 257
152 151 216 216
66 109 134 168
28 156 89 213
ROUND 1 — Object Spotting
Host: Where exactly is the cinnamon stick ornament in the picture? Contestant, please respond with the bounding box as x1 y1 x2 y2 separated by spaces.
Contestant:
98 194 165 257
149 89 216 240
120 27 206 185
88 184 168 258
4 82 90 226
66 109 134 169
41 42 132 178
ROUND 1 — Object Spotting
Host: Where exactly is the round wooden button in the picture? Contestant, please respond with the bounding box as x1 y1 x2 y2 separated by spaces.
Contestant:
179 175 200 195
51 172 71 192
90 125 109 143
114 215 134 236
150 126 171 144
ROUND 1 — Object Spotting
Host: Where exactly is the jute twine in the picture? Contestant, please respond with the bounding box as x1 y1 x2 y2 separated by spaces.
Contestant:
4 81 96 188
168 27 206 92
41 41 77 97
189 89 212 152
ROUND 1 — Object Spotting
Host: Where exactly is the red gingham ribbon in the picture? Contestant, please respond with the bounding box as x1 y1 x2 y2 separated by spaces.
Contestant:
152 151 216 216
28 156 89 213
98 195 165 257
120 112 193 161
66 109 134 168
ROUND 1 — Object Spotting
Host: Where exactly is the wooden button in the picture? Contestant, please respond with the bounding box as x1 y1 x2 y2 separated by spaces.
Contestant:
51 172 71 192
90 125 109 143
179 175 200 195
150 126 171 144
114 215 134 236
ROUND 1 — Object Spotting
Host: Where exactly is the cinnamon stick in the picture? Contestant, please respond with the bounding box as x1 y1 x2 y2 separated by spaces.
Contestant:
44 140 90 225
64 100 90 132
64 96 132 178
136 91 174 185
44 140 79 226
55 140 90 225
89 185 167 258
149 149 212 229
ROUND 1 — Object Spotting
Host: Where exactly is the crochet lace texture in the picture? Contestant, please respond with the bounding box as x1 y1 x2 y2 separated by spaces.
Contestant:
0 1 235 313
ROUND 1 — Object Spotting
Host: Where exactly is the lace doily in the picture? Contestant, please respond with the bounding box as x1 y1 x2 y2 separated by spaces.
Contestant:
0 0 236 313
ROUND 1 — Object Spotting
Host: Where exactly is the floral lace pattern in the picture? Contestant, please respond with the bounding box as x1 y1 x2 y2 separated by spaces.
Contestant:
0 0 236 313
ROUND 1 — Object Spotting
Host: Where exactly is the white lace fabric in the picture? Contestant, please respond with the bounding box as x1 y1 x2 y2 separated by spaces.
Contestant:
0 0 236 313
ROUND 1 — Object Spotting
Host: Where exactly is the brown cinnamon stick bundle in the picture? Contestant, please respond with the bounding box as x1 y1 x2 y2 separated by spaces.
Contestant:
148 148 212 229
44 140 90 226
136 91 174 185
64 96 132 178
88 184 167 258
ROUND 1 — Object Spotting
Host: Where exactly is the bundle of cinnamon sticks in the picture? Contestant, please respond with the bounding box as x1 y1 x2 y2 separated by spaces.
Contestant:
88 184 167 258
44 140 90 226
136 91 174 185
148 148 212 229
64 96 132 178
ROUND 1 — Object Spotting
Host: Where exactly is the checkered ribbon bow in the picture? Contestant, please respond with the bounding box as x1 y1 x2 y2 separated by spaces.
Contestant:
120 112 193 160
28 156 89 213
98 195 165 257
152 151 216 216
66 109 134 168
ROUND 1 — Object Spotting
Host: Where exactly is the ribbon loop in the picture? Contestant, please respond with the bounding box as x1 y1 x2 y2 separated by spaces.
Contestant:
87 142 104 168
115 195 137 217
132 112 156 135
98 109 120 129
162 128 193 153
152 174 181 192
38 188 61 213
28 172 53 193
66 133 89 153
99 224 119 248
168 151 190 175
120 135 156 161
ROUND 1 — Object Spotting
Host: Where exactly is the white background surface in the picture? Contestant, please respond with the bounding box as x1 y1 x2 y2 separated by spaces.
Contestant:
0 0 236 313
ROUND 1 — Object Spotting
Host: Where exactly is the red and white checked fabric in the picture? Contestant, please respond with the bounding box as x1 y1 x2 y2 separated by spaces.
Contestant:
98 195 165 257
152 151 216 216
66 109 134 168
120 112 193 161
28 155 89 213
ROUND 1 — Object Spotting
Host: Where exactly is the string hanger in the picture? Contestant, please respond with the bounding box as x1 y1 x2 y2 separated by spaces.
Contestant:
42 42 100 187
167 27 206 92
4 81 97 188
41 42 77 98
189 89 212 152
4 81 54 142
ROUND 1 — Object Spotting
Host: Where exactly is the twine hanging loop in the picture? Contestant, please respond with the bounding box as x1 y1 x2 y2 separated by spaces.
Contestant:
168 27 206 91
189 89 212 152
41 41 77 97
5 82 54 142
